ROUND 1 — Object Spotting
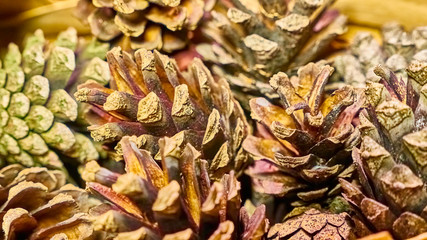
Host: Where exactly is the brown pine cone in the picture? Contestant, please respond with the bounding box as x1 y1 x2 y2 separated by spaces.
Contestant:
196 0 347 109
76 0 212 52
83 137 268 239
75 47 250 180
0 165 94 239
243 62 362 220
340 59 427 239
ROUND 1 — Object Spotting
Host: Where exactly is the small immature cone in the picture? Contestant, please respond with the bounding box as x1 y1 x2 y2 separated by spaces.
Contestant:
0 28 111 168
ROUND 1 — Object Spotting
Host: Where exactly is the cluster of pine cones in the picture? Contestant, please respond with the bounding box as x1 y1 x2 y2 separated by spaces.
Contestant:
0 0 426 239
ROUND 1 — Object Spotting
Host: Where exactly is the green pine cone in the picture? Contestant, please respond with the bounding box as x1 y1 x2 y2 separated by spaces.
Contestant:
0 28 110 169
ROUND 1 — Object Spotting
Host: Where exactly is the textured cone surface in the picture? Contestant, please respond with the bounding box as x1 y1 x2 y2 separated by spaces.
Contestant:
196 0 347 107
75 47 249 180
0 28 111 169
340 51 427 239
243 62 362 221
76 0 210 52
0 165 94 240
332 22 427 91
268 208 355 240
83 138 269 239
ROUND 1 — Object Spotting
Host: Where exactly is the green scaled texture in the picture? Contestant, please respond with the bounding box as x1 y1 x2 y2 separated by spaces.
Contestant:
0 28 110 169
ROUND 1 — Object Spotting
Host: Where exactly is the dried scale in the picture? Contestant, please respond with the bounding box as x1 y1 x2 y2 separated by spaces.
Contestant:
83 137 269 239
243 62 363 222
0 28 111 169
0 165 94 239
76 0 214 52
75 47 250 180
196 0 347 108
331 22 427 90
339 59 427 239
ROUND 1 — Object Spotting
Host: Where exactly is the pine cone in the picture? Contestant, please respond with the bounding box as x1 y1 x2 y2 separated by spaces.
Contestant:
267 208 355 239
0 164 94 239
195 0 347 108
243 63 363 220
0 28 110 168
83 137 268 239
340 61 427 239
331 22 427 90
75 47 250 179
76 0 211 52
